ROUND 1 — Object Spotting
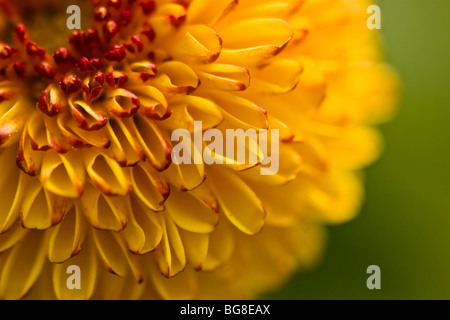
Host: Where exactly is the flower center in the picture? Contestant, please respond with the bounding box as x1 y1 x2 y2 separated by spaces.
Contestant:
14 1 92 53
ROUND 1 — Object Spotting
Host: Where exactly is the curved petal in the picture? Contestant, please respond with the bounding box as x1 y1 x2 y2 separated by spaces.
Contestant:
40 151 85 199
78 183 128 231
44 115 79 153
104 89 140 118
165 188 218 233
93 228 130 277
130 161 169 212
217 18 293 67
246 178 307 227
17 126 44 176
303 170 363 225
133 85 171 120
170 25 222 64
248 59 303 94
65 116 110 149
92 272 146 300
198 64 250 91
202 216 235 271
48 205 87 263
178 229 209 271
206 91 268 130
239 141 303 185
132 115 172 171
187 0 238 26
121 196 163 254
163 132 206 191
149 265 198 300
208 168 266 235
0 220 28 253
27 112 50 151
106 118 144 167
20 180 68 230
0 147 25 232
153 61 200 95
154 214 186 278
69 99 108 131
52 235 99 300
84 150 131 196
0 99 32 149
219 18 293 50
0 231 48 299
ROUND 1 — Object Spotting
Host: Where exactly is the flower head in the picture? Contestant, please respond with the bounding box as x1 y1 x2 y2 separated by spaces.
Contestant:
0 0 397 299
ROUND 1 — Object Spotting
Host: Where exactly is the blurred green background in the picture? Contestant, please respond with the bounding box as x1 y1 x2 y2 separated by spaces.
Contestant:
266 0 450 299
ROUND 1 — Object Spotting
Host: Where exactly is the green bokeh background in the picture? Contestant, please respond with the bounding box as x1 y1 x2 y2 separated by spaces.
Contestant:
266 0 450 300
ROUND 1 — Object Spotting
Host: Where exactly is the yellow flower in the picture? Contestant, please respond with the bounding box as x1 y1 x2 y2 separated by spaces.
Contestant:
0 0 397 300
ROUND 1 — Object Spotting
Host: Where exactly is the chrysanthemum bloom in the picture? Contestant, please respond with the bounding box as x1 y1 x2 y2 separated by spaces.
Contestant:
0 0 397 299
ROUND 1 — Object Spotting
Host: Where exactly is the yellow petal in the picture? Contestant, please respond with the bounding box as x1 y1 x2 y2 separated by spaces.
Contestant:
208 168 266 235
217 18 293 66
24 262 57 300
206 91 268 130
27 112 50 151
326 126 382 170
0 220 28 253
203 216 235 271
268 114 296 142
52 235 99 300
0 231 48 299
219 18 293 49
150 265 198 300
40 151 85 199
304 170 363 225
201 122 264 171
43 115 76 153
246 178 307 227
164 139 206 191
130 161 169 212
187 0 238 26
17 126 44 176
197 64 250 91
239 141 302 185
48 205 87 263
189 182 220 213
132 85 171 120
121 196 163 254
93 228 130 277
78 183 128 231
129 61 157 84
181 95 224 131
170 25 222 64
159 96 223 133
223 1 302 21
93 272 146 300
248 59 303 94
84 150 131 196
133 115 172 171
104 89 140 118
165 188 218 233
249 58 326 142
107 118 144 166
154 214 186 278
21 180 68 230
153 61 200 95
69 99 108 131
0 99 32 149
66 117 110 149
178 229 209 271
0 147 24 232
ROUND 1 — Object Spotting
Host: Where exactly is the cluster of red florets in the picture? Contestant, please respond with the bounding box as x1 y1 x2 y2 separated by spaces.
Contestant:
0 0 175 107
